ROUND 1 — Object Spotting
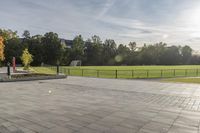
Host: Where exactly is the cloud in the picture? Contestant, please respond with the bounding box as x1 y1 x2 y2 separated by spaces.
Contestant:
1 0 200 49
97 0 116 18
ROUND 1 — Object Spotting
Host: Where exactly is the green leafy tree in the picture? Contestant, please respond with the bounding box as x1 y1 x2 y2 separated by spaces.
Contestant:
116 44 130 64
42 32 63 65
84 35 103 65
102 39 117 65
22 30 31 39
128 42 137 51
21 48 33 70
181 45 192 64
4 38 24 64
0 29 197 66
28 35 44 66
71 35 85 60
0 29 18 42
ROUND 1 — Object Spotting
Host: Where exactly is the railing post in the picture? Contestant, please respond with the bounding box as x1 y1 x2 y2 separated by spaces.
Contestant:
132 70 134 78
68 69 70 75
185 69 187 76
97 70 99 78
61 67 62 73
82 69 84 76
174 69 176 77
115 70 118 78
63 68 66 74
56 64 59 75
62 68 64 74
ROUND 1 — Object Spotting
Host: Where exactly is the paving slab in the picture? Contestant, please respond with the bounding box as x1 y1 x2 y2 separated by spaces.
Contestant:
0 76 200 132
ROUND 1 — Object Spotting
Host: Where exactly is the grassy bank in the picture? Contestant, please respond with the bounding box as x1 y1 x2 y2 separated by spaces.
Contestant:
163 77 200 84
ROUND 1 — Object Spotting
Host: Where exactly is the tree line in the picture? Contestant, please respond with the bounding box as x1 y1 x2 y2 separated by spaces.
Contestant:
0 29 200 66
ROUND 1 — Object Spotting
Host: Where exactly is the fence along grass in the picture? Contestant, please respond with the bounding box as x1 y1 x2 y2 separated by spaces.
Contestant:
40 66 200 79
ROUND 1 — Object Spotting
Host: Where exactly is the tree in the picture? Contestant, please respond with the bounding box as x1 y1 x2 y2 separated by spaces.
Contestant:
0 29 198 66
71 35 85 60
21 48 33 70
84 35 103 65
22 30 31 39
42 32 63 65
0 36 5 62
0 29 18 42
116 44 130 64
4 38 24 64
138 42 167 65
181 45 192 64
128 42 137 51
21 30 31 49
102 39 117 65
28 35 44 66
160 46 182 65
91 35 102 45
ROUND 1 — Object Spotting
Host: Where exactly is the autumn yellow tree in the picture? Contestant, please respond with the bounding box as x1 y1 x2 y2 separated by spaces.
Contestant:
0 36 5 62
21 48 33 70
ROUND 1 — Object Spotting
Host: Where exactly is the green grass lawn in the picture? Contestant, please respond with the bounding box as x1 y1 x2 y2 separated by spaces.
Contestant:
163 77 200 84
31 67 56 75
32 65 200 79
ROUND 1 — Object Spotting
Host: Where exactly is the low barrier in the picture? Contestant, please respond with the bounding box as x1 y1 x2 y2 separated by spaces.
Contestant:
48 67 200 79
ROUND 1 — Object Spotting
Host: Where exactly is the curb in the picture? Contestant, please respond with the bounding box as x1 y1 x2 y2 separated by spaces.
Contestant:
0 75 67 82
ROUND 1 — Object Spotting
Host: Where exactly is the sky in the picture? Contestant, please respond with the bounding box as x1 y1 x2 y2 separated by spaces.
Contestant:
1 0 200 49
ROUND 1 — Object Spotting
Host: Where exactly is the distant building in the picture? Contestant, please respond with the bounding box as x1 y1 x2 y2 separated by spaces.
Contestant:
60 38 73 48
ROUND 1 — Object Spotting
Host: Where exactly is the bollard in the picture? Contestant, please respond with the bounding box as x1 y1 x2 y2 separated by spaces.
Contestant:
7 62 11 79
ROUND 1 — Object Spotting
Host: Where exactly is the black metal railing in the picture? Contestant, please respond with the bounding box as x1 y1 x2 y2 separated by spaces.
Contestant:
47 67 200 79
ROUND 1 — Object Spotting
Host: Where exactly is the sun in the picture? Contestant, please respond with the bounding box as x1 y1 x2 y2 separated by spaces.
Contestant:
189 8 200 27
183 5 200 37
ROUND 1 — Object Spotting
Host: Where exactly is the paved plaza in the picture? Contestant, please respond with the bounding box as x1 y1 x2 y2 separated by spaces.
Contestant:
0 77 200 132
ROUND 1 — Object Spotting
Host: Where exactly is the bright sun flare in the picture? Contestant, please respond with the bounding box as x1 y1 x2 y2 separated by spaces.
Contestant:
185 5 200 37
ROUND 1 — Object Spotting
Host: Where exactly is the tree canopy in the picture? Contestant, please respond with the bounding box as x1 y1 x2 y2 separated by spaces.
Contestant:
21 48 33 70
1 28 199 66
0 36 5 62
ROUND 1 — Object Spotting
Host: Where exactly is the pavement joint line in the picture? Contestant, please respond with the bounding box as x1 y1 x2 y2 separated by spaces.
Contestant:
166 108 183 133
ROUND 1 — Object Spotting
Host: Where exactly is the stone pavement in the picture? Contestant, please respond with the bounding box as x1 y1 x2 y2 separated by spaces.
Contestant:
0 67 9 73
0 77 200 132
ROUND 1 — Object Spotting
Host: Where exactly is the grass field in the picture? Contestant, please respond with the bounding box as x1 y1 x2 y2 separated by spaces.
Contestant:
163 77 200 84
31 67 56 75
32 65 200 79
